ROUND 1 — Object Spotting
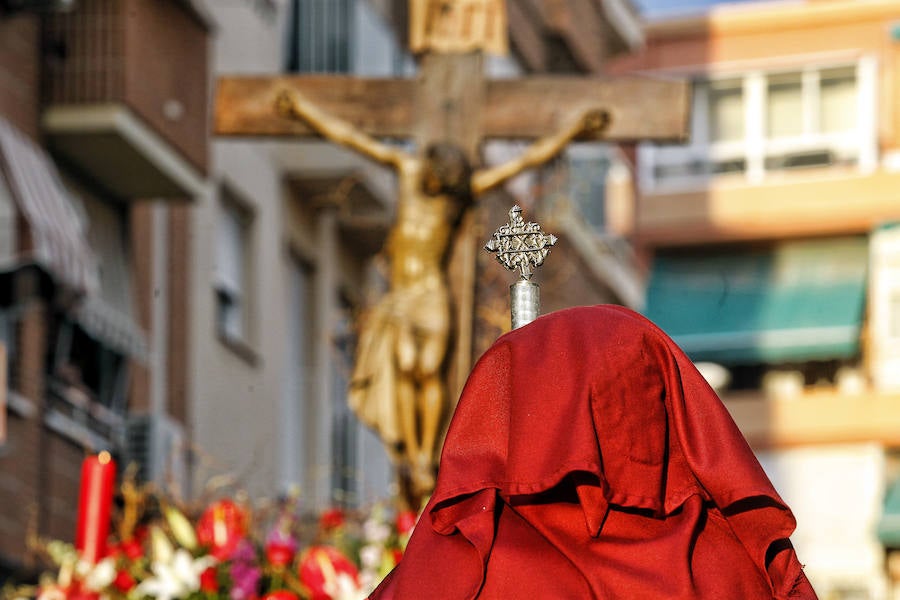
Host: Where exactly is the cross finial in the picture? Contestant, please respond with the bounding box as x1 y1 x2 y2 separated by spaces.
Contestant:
484 205 557 280
484 205 557 329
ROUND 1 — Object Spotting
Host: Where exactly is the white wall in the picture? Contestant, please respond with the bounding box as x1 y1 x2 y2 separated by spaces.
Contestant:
190 0 291 496
759 443 889 599
207 0 287 74
191 0 395 505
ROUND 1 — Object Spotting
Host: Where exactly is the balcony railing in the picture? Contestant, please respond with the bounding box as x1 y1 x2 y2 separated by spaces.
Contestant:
45 376 125 450
41 0 208 198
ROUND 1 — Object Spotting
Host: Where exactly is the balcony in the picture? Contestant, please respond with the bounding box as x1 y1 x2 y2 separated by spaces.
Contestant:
723 386 900 449
632 57 899 245
41 0 209 200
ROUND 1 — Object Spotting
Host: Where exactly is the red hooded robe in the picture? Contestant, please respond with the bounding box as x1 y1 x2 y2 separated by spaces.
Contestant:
371 305 817 599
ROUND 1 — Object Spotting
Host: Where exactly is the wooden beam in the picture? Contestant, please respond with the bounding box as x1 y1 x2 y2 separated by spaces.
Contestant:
214 75 690 143
484 77 690 142
215 76 416 139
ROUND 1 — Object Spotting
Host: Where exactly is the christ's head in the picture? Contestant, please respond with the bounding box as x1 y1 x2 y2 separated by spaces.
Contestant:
422 142 473 198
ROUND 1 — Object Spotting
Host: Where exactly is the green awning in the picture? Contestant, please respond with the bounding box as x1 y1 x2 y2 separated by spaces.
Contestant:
879 477 900 548
645 236 868 365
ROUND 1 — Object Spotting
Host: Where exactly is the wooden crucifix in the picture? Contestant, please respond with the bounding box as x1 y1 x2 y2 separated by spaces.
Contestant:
214 0 689 507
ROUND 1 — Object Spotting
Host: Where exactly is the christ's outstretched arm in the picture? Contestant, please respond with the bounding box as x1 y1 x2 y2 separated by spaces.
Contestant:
276 89 410 169
471 108 610 196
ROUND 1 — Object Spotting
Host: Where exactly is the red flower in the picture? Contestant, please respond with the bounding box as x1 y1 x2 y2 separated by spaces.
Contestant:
265 541 295 568
298 546 359 600
196 499 249 560
318 508 345 532
64 582 100 600
395 510 418 535
119 538 144 561
132 525 149 543
261 592 299 600
200 566 219 593
113 570 136 592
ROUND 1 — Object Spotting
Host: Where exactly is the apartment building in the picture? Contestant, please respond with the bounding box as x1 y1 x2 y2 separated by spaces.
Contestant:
608 1 900 596
0 0 207 576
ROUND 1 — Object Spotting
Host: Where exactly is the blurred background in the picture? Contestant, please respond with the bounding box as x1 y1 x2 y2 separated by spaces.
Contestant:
0 0 899 597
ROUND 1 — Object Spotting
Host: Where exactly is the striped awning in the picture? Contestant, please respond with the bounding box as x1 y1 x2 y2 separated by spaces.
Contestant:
645 236 868 365
75 295 148 362
0 117 98 296
0 119 147 360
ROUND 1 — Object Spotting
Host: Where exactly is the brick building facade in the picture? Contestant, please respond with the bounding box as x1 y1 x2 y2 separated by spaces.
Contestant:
0 0 207 577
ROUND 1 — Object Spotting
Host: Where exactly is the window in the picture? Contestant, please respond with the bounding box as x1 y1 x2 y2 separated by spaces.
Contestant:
568 151 610 230
286 0 356 73
820 67 857 134
708 79 745 143
58 322 128 411
281 255 315 492
766 73 802 138
45 317 129 445
331 300 358 506
641 58 875 191
763 66 860 171
215 194 253 346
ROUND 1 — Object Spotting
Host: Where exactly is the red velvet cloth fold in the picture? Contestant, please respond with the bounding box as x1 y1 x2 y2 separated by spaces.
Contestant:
371 305 817 599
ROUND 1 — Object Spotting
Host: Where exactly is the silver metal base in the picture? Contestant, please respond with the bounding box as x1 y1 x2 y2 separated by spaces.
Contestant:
510 280 540 329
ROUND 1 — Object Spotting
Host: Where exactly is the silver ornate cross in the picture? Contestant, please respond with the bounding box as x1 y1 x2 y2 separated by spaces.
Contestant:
484 205 557 329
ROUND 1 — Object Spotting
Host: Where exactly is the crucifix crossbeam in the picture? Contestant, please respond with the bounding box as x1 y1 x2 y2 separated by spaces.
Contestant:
214 75 690 143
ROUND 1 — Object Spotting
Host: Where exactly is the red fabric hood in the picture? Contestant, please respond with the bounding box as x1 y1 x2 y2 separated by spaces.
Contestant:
371 305 817 599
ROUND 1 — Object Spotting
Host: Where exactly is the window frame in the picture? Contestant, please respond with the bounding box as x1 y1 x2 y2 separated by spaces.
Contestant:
285 0 357 74
214 186 257 358
639 55 878 193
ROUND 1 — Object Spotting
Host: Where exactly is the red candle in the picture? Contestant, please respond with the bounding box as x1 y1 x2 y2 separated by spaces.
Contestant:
75 451 116 563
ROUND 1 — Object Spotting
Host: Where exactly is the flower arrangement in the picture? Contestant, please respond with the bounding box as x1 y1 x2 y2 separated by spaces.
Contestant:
7 473 417 600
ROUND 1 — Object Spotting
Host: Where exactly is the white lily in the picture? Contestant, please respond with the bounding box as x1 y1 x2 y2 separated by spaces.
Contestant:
358 544 382 570
163 505 199 551
35 586 67 600
133 549 217 600
77 557 117 591
328 572 367 600
362 518 390 544
150 525 175 564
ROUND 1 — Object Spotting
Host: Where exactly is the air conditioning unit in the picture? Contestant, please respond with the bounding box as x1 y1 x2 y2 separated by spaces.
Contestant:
1 0 75 14
123 414 188 495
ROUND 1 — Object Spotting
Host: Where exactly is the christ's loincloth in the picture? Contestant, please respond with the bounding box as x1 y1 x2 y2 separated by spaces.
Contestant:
348 279 450 454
